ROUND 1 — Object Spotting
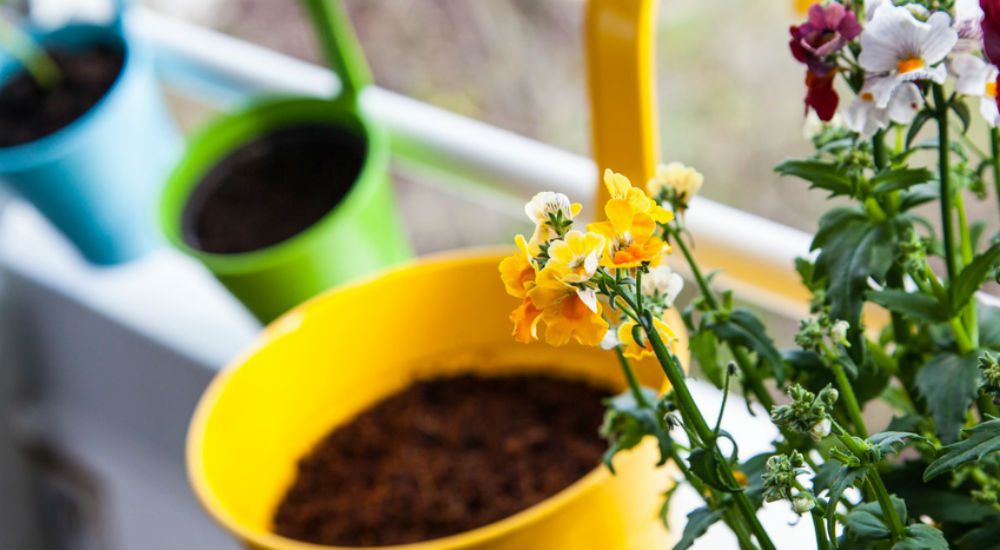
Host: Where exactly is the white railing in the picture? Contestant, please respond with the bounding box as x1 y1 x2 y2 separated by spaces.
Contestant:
129 8 814 319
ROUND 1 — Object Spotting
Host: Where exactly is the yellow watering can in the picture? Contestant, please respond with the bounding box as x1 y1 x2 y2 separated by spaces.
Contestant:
186 0 686 548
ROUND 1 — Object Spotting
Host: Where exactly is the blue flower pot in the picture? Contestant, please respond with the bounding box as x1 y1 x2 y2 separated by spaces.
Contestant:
0 23 181 265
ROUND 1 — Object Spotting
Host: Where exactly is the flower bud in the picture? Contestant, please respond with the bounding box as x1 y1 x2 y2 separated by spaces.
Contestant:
830 320 850 346
810 418 832 441
792 493 816 515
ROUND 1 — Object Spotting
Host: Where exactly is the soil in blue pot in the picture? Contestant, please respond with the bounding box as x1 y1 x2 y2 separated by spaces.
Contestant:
0 45 123 147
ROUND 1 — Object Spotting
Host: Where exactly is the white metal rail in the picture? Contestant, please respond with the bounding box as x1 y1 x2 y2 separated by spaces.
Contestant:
129 8 814 318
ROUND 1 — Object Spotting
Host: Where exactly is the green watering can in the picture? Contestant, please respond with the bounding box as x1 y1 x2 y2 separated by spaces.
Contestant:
160 0 411 323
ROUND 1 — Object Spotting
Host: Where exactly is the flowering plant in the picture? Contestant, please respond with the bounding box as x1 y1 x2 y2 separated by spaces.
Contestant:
500 1 1000 548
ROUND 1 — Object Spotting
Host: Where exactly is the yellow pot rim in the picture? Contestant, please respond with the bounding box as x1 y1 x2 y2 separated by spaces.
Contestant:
186 246 671 550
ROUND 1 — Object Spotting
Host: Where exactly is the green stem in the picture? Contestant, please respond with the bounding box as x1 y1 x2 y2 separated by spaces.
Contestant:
991 127 1000 216
867 470 906 542
933 84 959 280
645 326 776 550
873 129 887 171
829 354 869 438
811 510 832 550
955 193 979 349
0 17 60 90
667 224 776 413
615 347 652 408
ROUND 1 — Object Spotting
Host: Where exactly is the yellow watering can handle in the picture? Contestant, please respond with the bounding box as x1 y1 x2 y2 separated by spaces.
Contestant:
586 0 660 209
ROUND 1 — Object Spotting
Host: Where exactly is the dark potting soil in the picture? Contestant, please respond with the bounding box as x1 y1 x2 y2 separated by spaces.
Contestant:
0 45 124 148
273 374 612 547
181 124 365 254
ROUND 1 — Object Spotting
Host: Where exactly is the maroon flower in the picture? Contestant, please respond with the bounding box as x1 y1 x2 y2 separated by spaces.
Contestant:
790 3 862 76
982 0 1000 109
790 3 860 121
805 70 839 121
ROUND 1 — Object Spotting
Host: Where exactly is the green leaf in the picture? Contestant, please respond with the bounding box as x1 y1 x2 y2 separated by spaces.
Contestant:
600 389 668 473
825 465 868 534
812 459 844 494
845 501 892 541
895 488 997 524
866 431 927 458
898 181 939 211
925 417 1000 480
867 289 949 323
905 110 933 148
775 159 853 195
980 302 1000 349
893 524 948 550
957 520 1000 549
949 243 1000 314
673 506 724 550
871 168 935 195
689 330 723 388
813 212 898 333
915 352 983 444
951 98 972 134
708 308 784 383
885 414 923 434
688 448 741 493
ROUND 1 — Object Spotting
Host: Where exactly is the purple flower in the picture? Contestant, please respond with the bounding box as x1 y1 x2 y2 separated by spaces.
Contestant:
790 3 862 76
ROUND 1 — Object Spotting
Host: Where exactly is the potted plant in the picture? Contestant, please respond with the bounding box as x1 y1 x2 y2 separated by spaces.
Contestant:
495 1 1000 549
187 1 688 548
0 2 181 265
160 0 410 323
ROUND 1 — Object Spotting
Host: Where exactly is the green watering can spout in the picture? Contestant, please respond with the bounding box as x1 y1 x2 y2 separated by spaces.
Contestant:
302 0 373 105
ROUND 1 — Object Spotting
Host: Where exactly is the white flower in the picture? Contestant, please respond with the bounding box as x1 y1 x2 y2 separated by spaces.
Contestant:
641 265 685 307
859 4 957 108
844 80 923 137
954 0 985 52
600 327 620 350
647 162 704 204
809 418 832 441
830 320 851 346
950 53 1000 127
524 191 581 252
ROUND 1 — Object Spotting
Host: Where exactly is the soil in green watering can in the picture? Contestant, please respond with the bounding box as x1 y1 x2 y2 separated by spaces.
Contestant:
181 124 365 254
0 45 124 147
273 374 612 546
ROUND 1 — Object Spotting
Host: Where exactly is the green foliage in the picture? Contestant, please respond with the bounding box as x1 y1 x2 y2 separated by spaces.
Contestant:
925 418 1000 481
673 506 724 550
893 524 948 550
867 289 949 323
704 308 785 383
775 159 854 197
949 243 1000 314
599 389 670 474
916 353 983 443
866 432 927 460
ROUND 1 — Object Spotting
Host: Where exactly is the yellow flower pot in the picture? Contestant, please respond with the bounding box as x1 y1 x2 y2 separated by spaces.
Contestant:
188 0 683 547
188 249 688 550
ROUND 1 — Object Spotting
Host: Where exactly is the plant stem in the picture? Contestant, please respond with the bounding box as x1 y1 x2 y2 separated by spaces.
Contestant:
614 347 652 408
955 192 979 349
873 129 887 171
645 326 776 550
0 18 60 90
666 224 776 412
811 510 832 550
933 84 959 280
991 127 1000 215
867 471 906 542
829 356 869 438
613 347 756 549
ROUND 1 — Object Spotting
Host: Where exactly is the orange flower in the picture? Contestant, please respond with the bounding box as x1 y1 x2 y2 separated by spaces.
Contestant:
617 316 678 360
499 235 536 298
589 200 669 268
528 267 608 347
510 297 543 344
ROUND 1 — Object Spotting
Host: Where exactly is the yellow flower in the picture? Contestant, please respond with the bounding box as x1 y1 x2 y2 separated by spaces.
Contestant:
588 200 669 268
647 162 703 206
793 0 820 16
545 230 606 284
617 315 678 360
603 169 673 224
528 267 608 347
524 191 583 253
510 297 543 344
499 235 536 298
